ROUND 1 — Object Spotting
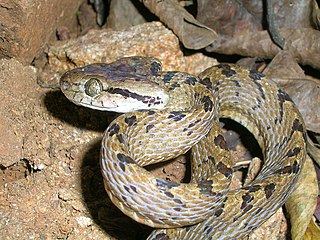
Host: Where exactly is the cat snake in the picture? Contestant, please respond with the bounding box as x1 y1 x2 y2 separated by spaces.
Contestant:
60 56 306 239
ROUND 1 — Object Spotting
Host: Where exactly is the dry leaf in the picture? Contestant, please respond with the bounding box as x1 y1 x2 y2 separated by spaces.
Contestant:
307 136 320 167
312 0 320 29
285 156 318 240
197 0 261 39
141 0 218 49
207 28 320 71
264 51 320 133
303 217 320 240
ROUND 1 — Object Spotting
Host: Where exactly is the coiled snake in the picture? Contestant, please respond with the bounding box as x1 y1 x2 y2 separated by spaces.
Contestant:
60 56 306 239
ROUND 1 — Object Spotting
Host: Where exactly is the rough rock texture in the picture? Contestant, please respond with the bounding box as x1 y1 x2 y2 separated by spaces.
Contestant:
47 22 218 75
0 60 37 168
0 0 83 64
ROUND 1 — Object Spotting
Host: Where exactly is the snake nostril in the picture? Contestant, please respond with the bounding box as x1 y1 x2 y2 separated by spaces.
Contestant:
60 81 70 90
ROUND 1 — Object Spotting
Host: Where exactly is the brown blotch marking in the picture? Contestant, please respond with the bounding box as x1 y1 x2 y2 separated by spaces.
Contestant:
292 161 300 174
117 153 135 164
164 191 174 198
252 79 265 99
202 95 213 112
119 162 125 171
292 118 307 142
121 195 127 201
231 79 241 87
208 156 215 165
243 184 261 192
221 68 236 77
274 161 300 175
278 89 293 102
150 61 161 74
214 134 228 150
162 71 176 83
264 183 275 199
255 207 263 215
215 64 236 77
214 208 223 217
249 69 265 80
154 233 170 240
292 118 304 132
185 225 193 232
124 185 130 192
184 76 197 85
116 134 124 144
146 124 155 133
197 180 213 194
167 111 186 121
214 202 225 217
217 161 233 179
173 207 181 212
199 77 213 89
108 123 120 136
188 119 201 129
248 225 258 232
117 153 135 172
241 192 254 212
156 179 179 191
204 225 213 235
233 216 240 222
215 63 230 69
242 204 253 213
169 82 180 90
130 185 137 193
277 89 293 122
148 110 156 115
187 131 193 136
173 198 183 204
286 147 301 157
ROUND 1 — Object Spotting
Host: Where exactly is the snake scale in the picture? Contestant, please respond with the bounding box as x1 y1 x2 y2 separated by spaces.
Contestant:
60 56 306 239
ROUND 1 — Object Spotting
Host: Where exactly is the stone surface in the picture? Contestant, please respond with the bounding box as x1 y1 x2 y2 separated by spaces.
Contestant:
0 0 83 64
0 59 36 167
47 21 218 76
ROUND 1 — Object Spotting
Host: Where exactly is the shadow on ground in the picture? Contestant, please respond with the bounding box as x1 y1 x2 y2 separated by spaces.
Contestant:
44 90 152 239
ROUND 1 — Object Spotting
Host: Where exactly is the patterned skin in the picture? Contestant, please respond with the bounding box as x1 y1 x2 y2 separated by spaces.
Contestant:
60 57 306 239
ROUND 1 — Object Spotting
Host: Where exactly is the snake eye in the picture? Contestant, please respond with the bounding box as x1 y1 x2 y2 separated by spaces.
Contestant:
85 78 103 97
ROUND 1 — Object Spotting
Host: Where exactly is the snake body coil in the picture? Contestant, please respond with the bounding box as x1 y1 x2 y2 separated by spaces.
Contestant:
60 57 306 239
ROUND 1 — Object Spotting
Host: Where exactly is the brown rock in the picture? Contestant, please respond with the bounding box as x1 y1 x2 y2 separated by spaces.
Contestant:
0 59 36 167
0 0 83 64
47 21 217 76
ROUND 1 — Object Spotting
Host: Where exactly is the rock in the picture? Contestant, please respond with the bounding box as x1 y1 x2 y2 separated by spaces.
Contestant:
0 59 36 167
0 0 83 64
48 21 218 76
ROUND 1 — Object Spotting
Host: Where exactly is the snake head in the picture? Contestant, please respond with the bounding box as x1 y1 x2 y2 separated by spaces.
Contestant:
60 64 169 113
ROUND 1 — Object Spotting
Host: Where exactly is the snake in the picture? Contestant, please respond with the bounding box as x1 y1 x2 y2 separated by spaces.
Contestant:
60 56 306 239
